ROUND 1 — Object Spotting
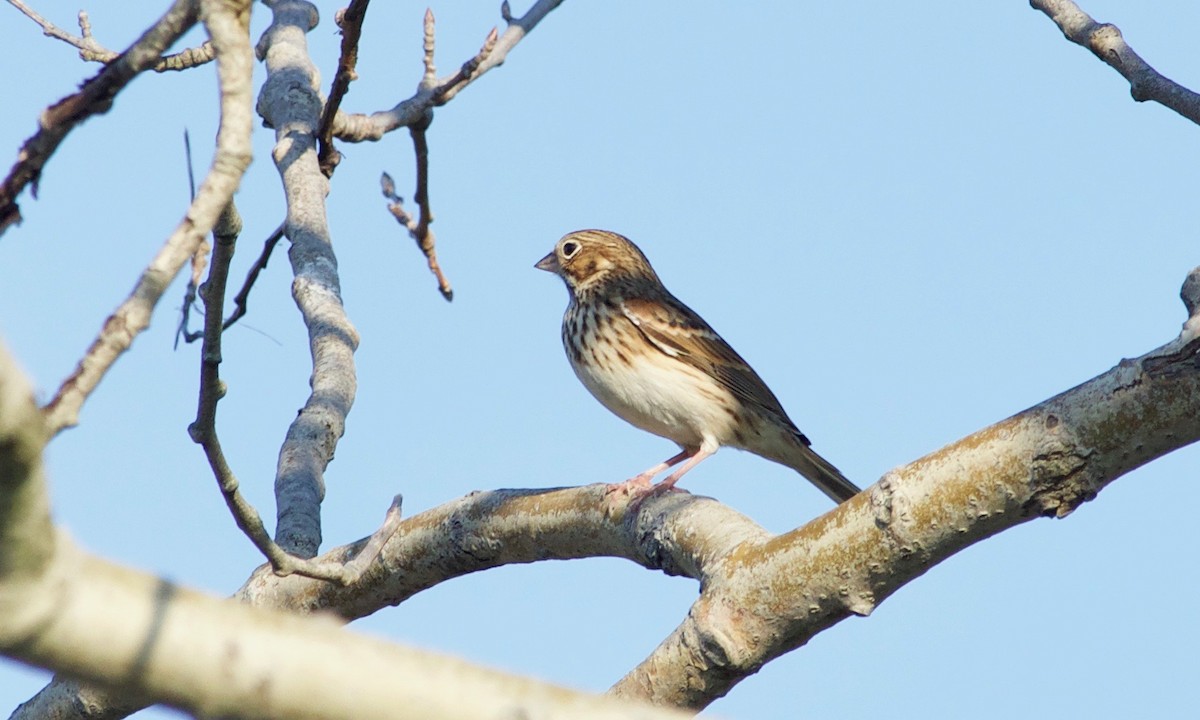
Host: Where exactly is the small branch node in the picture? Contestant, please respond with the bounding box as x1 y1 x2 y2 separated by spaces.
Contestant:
78 10 93 39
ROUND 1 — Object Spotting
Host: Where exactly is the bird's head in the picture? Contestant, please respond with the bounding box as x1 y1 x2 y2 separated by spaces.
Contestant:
535 229 658 295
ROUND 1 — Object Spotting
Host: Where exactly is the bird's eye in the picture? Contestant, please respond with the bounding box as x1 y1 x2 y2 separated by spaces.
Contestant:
561 240 580 258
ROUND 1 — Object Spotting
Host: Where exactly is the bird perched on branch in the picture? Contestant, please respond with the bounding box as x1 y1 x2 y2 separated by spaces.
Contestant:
536 229 859 504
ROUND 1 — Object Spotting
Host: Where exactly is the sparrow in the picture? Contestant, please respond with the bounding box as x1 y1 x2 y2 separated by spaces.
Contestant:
536 229 859 503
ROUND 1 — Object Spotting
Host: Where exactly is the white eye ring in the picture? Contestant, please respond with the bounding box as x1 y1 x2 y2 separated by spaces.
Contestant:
561 240 580 258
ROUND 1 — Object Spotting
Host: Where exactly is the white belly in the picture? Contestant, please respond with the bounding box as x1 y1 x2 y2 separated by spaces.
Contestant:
569 337 734 449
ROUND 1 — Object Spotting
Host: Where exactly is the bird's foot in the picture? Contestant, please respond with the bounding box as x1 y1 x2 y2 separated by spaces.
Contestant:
604 473 684 510
604 472 654 499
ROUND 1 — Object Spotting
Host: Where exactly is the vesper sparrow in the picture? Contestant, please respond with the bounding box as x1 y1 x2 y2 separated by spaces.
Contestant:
536 229 859 503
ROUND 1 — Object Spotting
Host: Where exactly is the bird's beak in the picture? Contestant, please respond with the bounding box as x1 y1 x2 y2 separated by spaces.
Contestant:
535 251 560 273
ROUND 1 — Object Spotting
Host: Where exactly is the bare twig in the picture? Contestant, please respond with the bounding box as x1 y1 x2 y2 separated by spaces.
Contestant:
221 221 286 331
7 0 216 71
179 222 285 344
432 23 498 105
8 1 107 60
327 1 565 302
175 129 210 348
0 0 203 236
329 0 566 142
317 0 371 176
338 495 405 581
381 123 453 301
181 219 286 343
1031 0 1200 125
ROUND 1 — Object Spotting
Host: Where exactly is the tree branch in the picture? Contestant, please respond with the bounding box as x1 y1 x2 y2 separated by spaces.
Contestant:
381 152 453 301
0 0 202 235
7 1 217 71
0 342 53 596
16 265 1200 717
190 213 399 589
316 0 371 176
328 0 565 142
40 0 254 435
1031 0 1200 125
175 129 208 349
608 272 1200 709
325 2 565 300
256 0 360 558
191 210 400 583
0 351 688 720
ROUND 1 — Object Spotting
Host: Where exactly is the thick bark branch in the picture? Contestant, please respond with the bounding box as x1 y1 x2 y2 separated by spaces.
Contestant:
15 277 1200 718
609 292 1200 709
0 387 687 720
256 0 360 558
3 343 692 719
12 487 756 720
0 345 53 596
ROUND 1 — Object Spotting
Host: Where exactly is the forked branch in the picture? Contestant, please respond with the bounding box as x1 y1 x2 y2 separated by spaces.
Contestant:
329 0 566 142
0 0 203 236
37 0 253 434
187 202 386 584
8 0 217 70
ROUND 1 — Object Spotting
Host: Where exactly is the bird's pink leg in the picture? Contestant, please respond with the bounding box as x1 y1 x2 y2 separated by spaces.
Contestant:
657 444 716 489
632 449 692 485
608 448 693 495
608 442 719 500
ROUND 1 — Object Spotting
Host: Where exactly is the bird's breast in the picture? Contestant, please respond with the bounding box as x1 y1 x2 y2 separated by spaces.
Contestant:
562 303 738 448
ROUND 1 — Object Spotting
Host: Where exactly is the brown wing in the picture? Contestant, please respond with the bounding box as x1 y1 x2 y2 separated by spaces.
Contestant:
620 294 811 445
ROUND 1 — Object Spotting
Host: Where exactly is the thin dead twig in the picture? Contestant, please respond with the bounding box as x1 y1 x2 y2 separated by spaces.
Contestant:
331 2 565 301
179 221 286 343
431 20 498 105
317 0 371 176
381 146 453 301
223 221 286 331
176 129 209 349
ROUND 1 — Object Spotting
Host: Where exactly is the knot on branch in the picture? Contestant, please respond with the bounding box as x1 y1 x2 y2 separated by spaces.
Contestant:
1181 266 1200 319
1167 267 1200 349
1026 419 1095 519
628 493 699 578
870 471 918 559
686 598 763 679
1087 22 1123 64
446 498 502 562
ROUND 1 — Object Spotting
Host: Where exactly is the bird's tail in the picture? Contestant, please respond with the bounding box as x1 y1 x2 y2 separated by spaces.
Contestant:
779 440 860 504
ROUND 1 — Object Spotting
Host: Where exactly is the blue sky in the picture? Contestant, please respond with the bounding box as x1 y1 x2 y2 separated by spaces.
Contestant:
1 2 1197 718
